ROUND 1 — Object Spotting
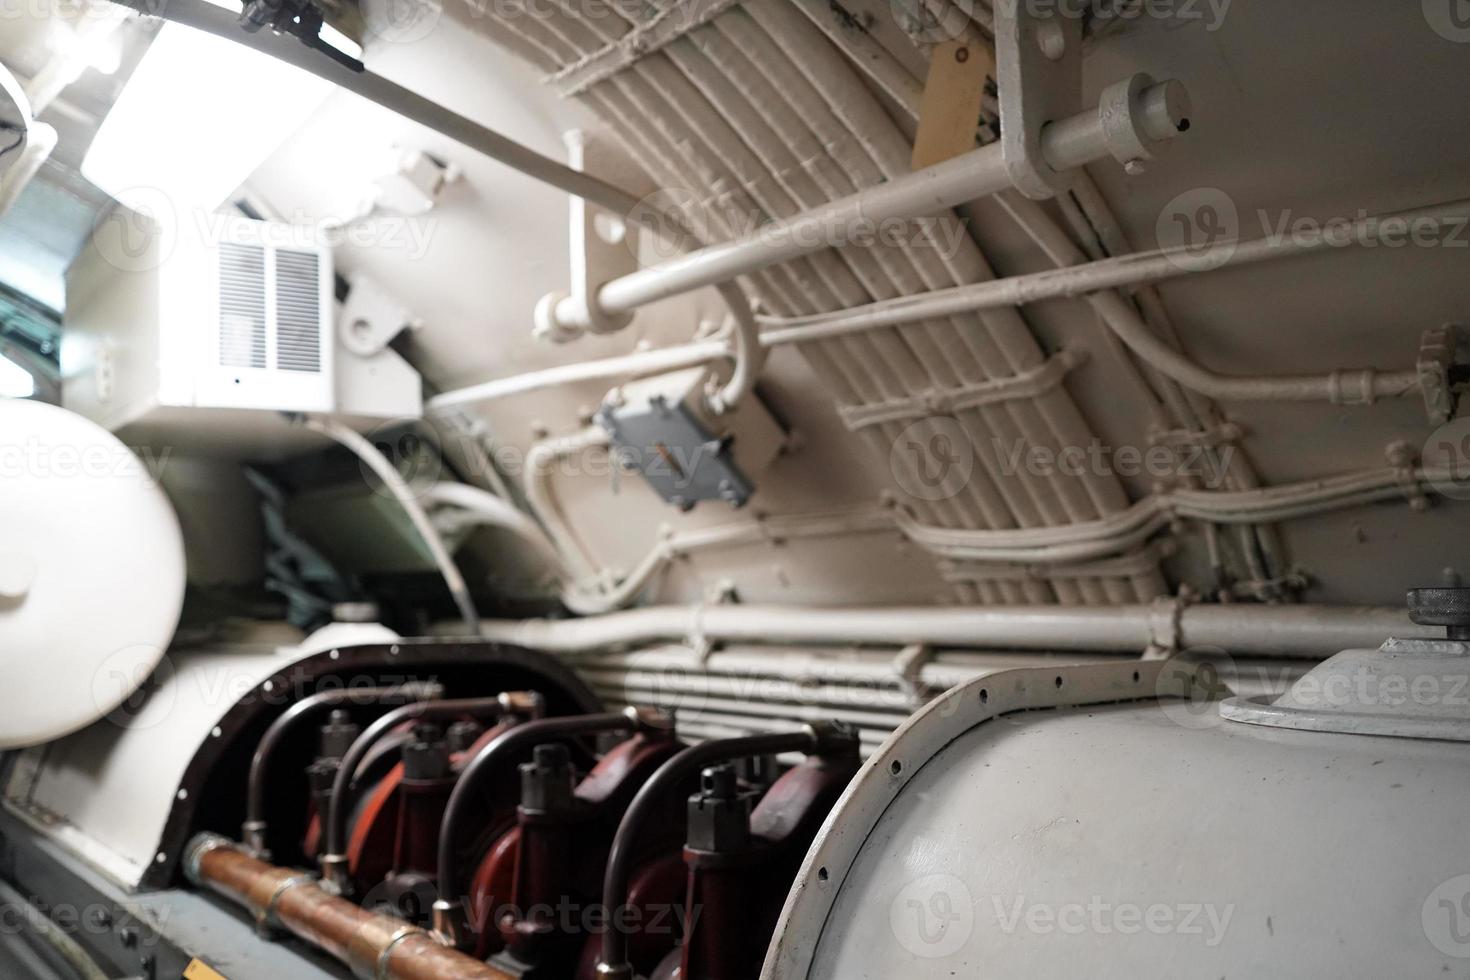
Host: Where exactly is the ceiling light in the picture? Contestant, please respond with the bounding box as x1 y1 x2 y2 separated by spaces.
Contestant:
81 7 360 214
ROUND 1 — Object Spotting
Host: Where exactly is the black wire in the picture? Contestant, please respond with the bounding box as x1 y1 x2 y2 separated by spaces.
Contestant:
0 126 25 163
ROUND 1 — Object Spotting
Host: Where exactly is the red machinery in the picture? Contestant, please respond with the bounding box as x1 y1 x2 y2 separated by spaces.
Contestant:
241 684 861 980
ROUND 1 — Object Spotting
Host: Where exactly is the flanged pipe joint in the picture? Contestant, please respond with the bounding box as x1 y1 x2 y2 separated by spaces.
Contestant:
1044 74 1193 176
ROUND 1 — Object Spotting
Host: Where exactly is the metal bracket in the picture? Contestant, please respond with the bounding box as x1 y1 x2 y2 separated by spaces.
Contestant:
892 644 936 705
994 0 1085 200
339 274 418 357
1387 441 1431 513
536 130 650 343
1418 323 1462 426
1145 594 1189 659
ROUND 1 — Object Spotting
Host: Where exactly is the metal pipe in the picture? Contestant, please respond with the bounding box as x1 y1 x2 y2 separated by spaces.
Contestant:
547 79 1189 328
476 603 1431 660
184 834 516 980
756 197 1470 339
430 708 670 947
430 193 1467 412
243 682 442 856
422 482 566 575
595 726 854 977
425 340 728 411
322 693 542 892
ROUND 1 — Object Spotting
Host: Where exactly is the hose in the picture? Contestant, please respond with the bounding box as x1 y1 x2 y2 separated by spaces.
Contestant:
321 693 540 891
595 726 852 977
302 415 480 633
243 681 442 854
429 709 664 947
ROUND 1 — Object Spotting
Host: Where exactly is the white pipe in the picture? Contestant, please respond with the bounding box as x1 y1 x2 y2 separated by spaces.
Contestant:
425 340 727 412
753 200 1464 402
421 481 566 575
302 416 480 632
477 602 1431 659
760 196 1467 336
781 10 1426 411
901 464 1460 563
431 197 1459 411
0 122 55 221
522 426 612 587
548 458 1460 612
547 79 1189 326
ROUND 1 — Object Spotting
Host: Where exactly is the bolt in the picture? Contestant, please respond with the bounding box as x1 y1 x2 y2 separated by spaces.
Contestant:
1035 18 1067 60
1124 159 1147 176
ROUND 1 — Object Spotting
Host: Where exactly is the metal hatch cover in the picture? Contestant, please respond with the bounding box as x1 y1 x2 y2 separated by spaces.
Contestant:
1220 637 1470 741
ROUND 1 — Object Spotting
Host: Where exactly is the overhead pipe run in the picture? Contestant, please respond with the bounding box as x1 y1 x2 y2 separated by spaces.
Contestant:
429 197 1466 414
501 443 1465 613
534 75 1193 340
476 603 1433 661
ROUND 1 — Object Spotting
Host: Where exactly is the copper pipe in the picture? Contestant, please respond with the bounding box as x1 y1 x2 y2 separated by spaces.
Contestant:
185 834 515 980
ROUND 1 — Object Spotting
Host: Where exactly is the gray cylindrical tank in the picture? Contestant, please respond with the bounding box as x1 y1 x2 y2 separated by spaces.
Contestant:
764 627 1470 979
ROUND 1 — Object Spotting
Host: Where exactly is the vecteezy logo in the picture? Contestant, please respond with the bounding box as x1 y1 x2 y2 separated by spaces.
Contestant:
1424 417 1470 502
620 650 711 716
359 420 444 500
92 647 175 731
625 186 710 263
890 874 974 959
360 0 442 44
90 188 179 273
1156 646 1235 730
1424 0 1470 42
1424 875 1470 957
890 418 974 502
1156 187 1240 272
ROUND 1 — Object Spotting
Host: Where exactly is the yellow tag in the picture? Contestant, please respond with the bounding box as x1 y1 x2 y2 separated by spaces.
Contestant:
184 960 229 980
911 39 993 170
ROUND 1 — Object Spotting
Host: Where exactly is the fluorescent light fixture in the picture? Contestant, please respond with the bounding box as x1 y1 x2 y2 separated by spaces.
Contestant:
82 9 361 213
0 354 35 398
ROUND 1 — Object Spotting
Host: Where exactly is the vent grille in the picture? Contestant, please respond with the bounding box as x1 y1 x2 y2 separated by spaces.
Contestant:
274 248 322 373
218 243 266 369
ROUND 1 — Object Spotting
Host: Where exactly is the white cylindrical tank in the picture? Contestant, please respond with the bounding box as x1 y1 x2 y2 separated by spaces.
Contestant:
0 400 186 747
765 632 1470 978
